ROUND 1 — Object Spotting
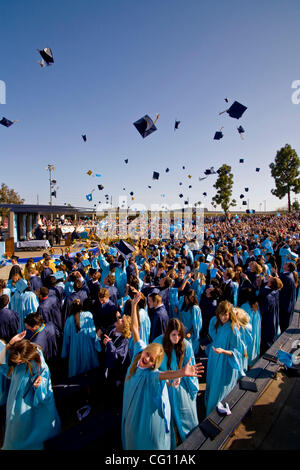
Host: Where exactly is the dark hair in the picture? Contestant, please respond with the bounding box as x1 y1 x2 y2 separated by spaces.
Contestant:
8 340 41 377
38 286 49 298
69 299 83 332
162 318 185 370
0 294 10 309
182 289 198 311
24 312 43 328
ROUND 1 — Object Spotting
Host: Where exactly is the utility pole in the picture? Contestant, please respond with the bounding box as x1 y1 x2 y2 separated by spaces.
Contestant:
45 164 55 206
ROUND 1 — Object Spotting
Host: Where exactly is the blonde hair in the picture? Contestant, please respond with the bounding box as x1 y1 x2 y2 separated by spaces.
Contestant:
121 315 132 339
126 342 164 381
234 308 250 329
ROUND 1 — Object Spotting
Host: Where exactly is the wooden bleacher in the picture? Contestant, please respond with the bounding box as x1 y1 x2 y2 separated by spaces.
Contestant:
177 299 300 450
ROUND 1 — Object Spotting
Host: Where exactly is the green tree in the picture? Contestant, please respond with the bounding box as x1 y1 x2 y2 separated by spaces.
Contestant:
211 164 236 220
270 144 300 212
0 183 24 218
292 200 300 211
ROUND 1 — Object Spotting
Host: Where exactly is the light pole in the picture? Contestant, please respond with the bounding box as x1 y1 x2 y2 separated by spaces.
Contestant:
45 164 55 206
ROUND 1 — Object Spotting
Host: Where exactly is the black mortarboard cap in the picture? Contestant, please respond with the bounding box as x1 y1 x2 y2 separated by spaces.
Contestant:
204 167 216 175
148 185 151 189
240 194 244 199
124 159 128 164
256 168 260 172
82 134 87 142
224 98 229 103
152 171 160 180
203 192 207 196
179 182 182 185
184 200 188 205
199 418 222 440
239 158 244 163
130 191 134 196
115 240 135 259
182 166 185 170
246 209 250 213
179 193 183 198
237 125 245 134
165 168 170 172
245 187 249 192
223 101 247 119
98 184 104 190
133 115 157 138
174 120 180 130
188 185 192 188
243 201 247 206
239 377 258 392
0 117 14 127
38 47 54 65
214 131 223 140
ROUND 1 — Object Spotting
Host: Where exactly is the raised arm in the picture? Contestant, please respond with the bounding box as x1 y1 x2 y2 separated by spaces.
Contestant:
131 292 142 344
159 358 204 381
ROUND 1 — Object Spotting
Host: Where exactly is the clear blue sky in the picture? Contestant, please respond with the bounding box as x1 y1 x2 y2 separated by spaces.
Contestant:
1 0 300 212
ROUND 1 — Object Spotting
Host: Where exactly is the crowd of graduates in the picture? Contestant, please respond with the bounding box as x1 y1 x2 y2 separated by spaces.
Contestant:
0 212 299 450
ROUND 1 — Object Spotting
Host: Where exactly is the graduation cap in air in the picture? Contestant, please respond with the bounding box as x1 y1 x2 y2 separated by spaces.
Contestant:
98 184 104 190
214 130 223 140
182 166 186 170
245 187 249 192
179 193 183 198
203 192 207 196
124 159 128 164
82 135 87 142
199 176 207 181
37 47 54 67
188 185 192 189
204 167 217 175
51 190 57 198
179 182 183 186
133 114 159 138
165 168 170 173
256 168 260 172
174 120 181 130
148 185 151 189
115 240 135 259
239 158 244 163
0 117 16 127
130 191 134 196
87 170 93 176
219 100 247 119
152 171 160 180
224 98 229 103
184 201 189 205
240 194 245 199
237 126 245 139
86 193 93 201
242 200 247 205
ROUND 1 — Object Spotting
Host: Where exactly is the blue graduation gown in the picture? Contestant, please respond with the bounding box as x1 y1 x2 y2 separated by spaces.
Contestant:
21 291 39 327
149 305 169 343
37 296 63 335
178 299 202 355
104 329 131 384
25 322 59 363
29 275 43 293
98 254 110 286
205 321 245 416
190 280 205 304
61 311 101 378
238 323 253 372
128 308 151 358
168 287 179 319
115 265 127 298
0 340 10 407
0 307 20 343
279 272 296 332
259 286 280 351
0 347 61 450
240 302 261 366
153 335 199 446
122 340 171 450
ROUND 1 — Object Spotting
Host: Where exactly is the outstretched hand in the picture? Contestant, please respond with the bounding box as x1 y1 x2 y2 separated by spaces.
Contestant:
182 359 204 377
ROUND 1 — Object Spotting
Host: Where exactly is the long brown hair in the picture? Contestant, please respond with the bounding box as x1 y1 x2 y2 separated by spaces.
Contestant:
214 300 238 332
182 289 198 311
162 318 185 370
69 299 82 332
7 339 41 377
